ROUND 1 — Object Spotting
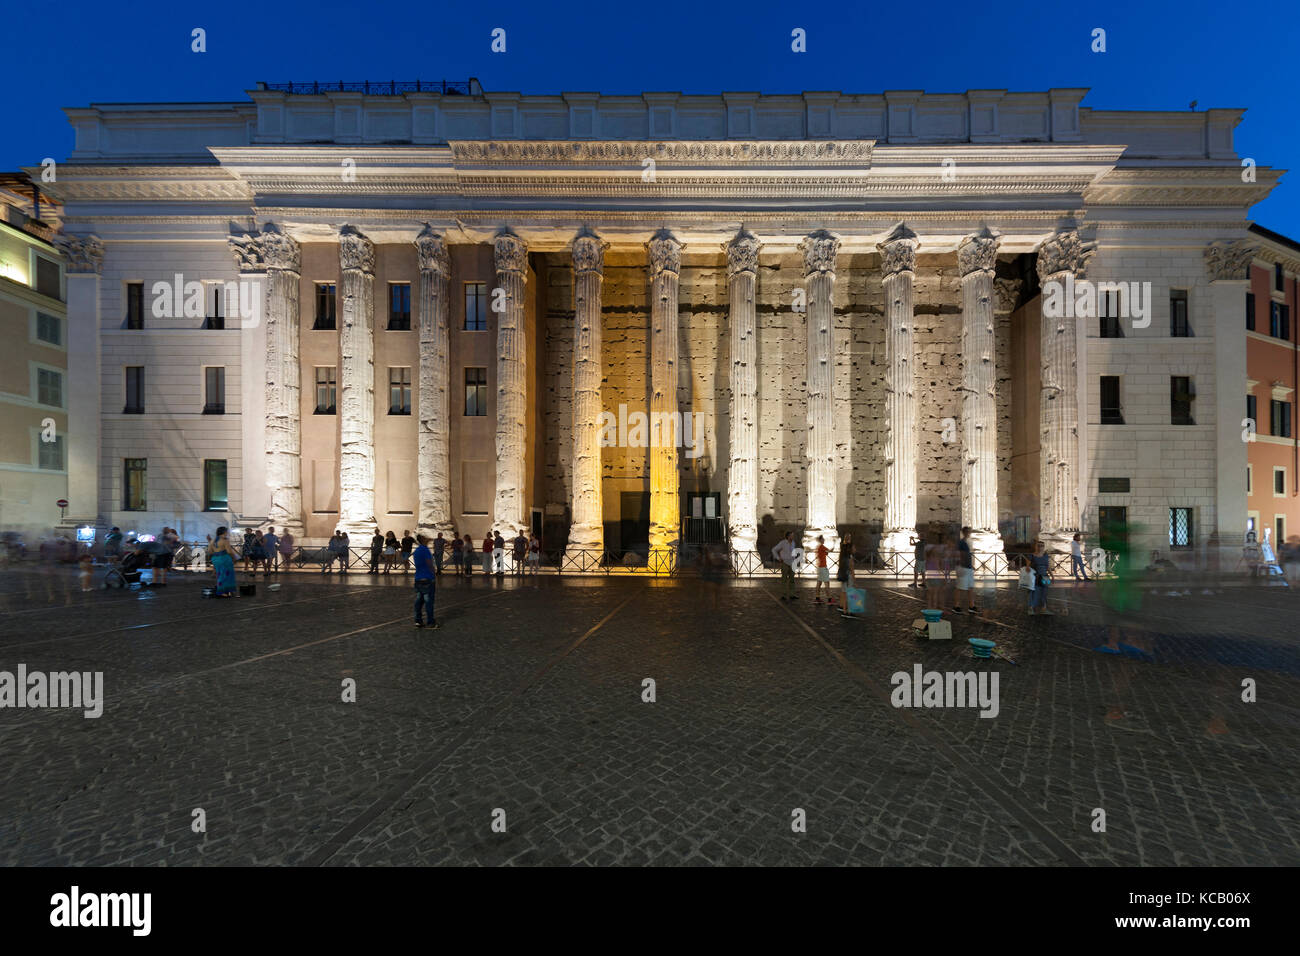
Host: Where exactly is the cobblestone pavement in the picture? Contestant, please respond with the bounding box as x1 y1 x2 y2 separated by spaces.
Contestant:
0 563 1296 866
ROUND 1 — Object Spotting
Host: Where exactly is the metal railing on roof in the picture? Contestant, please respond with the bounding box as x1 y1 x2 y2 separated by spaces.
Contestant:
261 80 472 96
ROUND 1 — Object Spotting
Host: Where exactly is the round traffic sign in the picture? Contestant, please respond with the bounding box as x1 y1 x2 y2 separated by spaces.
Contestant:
56 498 68 508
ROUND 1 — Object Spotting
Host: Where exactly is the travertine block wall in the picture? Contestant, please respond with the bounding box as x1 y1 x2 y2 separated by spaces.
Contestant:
540 248 1017 548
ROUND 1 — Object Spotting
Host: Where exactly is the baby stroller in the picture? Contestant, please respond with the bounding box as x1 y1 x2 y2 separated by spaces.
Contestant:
103 549 149 588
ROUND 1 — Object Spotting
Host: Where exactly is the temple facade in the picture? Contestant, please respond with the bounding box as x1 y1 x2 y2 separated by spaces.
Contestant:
42 83 1282 566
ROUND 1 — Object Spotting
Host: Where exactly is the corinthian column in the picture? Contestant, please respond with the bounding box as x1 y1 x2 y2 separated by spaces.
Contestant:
726 229 761 560
59 234 104 529
568 231 605 556
958 226 1003 562
338 225 376 536
800 229 840 559
648 231 682 555
415 225 452 536
259 225 305 536
492 232 529 534
879 222 920 557
1036 227 1094 551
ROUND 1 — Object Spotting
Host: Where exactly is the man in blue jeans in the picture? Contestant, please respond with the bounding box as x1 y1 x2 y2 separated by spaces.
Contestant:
412 534 438 629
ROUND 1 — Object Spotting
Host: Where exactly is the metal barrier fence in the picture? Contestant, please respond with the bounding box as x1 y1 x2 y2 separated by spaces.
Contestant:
165 542 1119 579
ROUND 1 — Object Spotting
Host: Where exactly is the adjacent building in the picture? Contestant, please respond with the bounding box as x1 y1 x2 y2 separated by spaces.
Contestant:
0 173 68 536
37 82 1285 567
1245 224 1299 550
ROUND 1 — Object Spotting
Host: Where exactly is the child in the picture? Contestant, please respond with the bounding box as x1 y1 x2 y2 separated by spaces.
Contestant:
813 535 830 604
79 552 94 592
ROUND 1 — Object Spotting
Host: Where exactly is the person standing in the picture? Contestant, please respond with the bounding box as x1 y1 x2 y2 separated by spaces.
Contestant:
837 533 856 614
953 526 976 614
1071 533 1090 582
241 528 256 572
401 530 416 574
910 533 925 589
432 532 446 575
412 534 438 630
528 533 540 575
813 534 830 604
263 527 280 573
207 526 238 597
481 532 493 575
773 531 797 601
278 527 294 571
451 534 464 576
339 531 350 572
103 526 123 561
1028 541 1053 615
369 529 384 574
923 536 945 609
381 531 398 574
493 530 506 577
464 533 476 577
512 530 527 576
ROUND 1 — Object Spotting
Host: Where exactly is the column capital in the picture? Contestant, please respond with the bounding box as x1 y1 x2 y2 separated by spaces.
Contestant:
261 224 301 274
799 229 840 277
414 224 449 276
338 225 374 274
647 229 682 278
957 225 1000 278
494 231 529 274
725 228 761 277
571 230 606 276
994 277 1023 314
1204 240 1256 282
877 221 919 276
1035 227 1094 283
58 234 104 275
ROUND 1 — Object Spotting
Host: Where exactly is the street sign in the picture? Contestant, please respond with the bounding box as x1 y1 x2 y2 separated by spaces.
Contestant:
56 498 68 508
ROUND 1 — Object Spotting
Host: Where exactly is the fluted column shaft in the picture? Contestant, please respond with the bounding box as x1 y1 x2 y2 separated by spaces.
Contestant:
958 228 1003 558
801 230 840 558
338 226 376 535
880 224 920 554
726 231 761 558
648 233 682 554
568 233 605 554
493 233 529 534
1036 229 1093 549
415 227 452 535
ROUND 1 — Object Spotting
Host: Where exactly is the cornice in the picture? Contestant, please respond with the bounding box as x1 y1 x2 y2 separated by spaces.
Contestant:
449 139 875 167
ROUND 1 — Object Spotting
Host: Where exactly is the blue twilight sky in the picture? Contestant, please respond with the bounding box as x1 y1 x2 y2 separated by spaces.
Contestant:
4 0 1298 233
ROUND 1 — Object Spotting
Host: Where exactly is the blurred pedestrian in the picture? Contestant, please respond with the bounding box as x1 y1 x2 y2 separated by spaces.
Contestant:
451 533 464 575
263 527 280 573
1071 532 1090 581
400 530 415 573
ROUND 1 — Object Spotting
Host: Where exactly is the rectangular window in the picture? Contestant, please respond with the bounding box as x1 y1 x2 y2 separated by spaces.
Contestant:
1170 376 1194 425
1278 516 1287 544
124 366 144 414
1274 467 1287 497
1246 466 1252 495
388 366 411 415
1169 507 1192 550
1098 477 1130 494
38 435 64 471
35 256 61 300
465 367 487 416
125 282 144 329
1270 302 1291 340
1099 290 1123 338
123 458 147 511
205 286 224 330
314 283 337 330
1100 376 1123 424
36 312 62 346
1247 393 1257 430
204 367 226 414
1276 262 1285 292
1169 290 1191 337
464 282 487 331
388 283 411 331
1246 291 1256 331
314 367 337 414
36 367 62 407
203 459 228 511
1271 400 1293 438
